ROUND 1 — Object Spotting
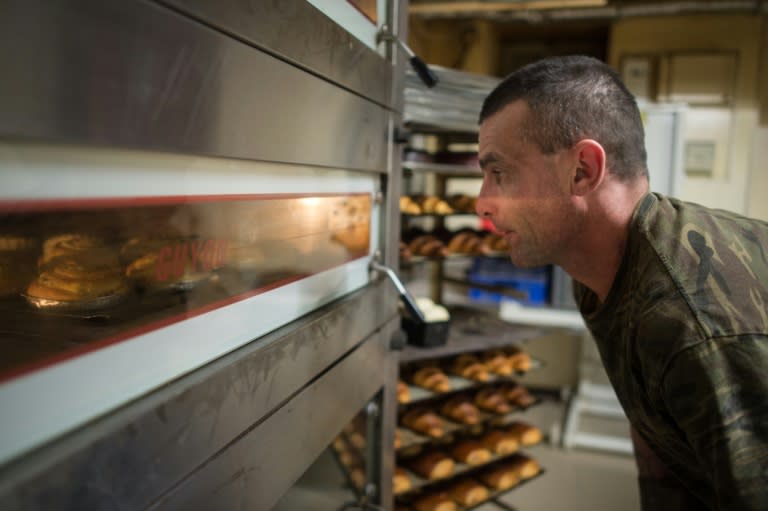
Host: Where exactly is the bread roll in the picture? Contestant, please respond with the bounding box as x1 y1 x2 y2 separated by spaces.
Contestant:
440 396 480 425
420 196 453 215
478 465 520 490
506 421 542 446
474 387 511 414
447 231 486 255
400 196 422 215
450 354 489 382
401 408 444 438
393 467 412 495
481 349 514 376
408 235 450 258
412 367 450 393
480 429 519 455
446 478 489 507
349 467 366 489
407 451 455 480
412 492 457 511
450 440 491 466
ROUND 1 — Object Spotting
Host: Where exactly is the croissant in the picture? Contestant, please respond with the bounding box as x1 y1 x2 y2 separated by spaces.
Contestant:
393 467 412 495
478 464 520 490
420 196 454 215
440 396 480 425
408 450 455 480
450 440 491 466
408 235 450 258
400 196 422 215
413 492 457 511
506 421 543 446
505 454 541 479
401 408 444 438
447 194 476 213
446 478 489 507
474 387 511 414
412 367 450 392
397 380 411 403
481 349 514 376
479 429 519 455
506 345 532 372
451 354 489 382
394 428 402 450
447 231 488 255
502 382 536 407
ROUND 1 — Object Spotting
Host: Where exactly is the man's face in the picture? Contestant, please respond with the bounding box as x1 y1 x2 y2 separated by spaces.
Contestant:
476 100 578 268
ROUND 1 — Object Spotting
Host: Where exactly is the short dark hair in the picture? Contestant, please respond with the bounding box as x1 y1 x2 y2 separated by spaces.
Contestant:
480 55 648 181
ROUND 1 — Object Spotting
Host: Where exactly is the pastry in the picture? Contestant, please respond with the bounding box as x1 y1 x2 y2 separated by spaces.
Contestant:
501 382 537 408
348 431 366 449
401 408 444 438
398 380 411 404
447 194 476 213
447 231 485 255
412 367 450 393
506 345 532 372
506 454 541 479
450 354 489 382
408 235 450 258
407 450 454 480
449 440 491 466
481 232 509 253
349 467 366 489
39 234 105 266
27 251 127 305
481 349 514 376
446 478 489 507
474 388 511 414
394 428 402 450
419 196 453 215
393 467 412 495
399 241 412 262
440 396 480 425
400 196 422 215
478 464 520 490
506 421 543 446
479 429 519 455
412 492 457 511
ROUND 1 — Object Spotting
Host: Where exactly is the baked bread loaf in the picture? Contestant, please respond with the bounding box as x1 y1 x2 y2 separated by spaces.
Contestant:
446 478 489 507
412 492 457 511
393 467 412 495
447 231 487 255
449 440 491 466
481 349 514 376
501 382 537 408
474 387 511 414
401 408 444 438
506 344 532 372
479 429 520 455
478 464 520 490
506 421 543 446
506 454 541 479
407 450 455 480
450 354 489 382
412 367 450 393
398 380 411 404
440 396 480 425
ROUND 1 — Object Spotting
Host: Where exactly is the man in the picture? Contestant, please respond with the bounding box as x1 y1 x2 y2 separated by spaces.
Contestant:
475 55 768 509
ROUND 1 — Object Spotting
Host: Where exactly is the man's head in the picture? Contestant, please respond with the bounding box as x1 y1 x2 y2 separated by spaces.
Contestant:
475 55 648 269
479 55 647 181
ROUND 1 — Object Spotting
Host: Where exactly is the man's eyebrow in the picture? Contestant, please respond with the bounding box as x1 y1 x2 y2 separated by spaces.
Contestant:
479 153 499 169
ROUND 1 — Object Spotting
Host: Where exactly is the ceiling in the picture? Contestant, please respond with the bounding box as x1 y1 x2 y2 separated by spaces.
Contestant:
408 0 767 21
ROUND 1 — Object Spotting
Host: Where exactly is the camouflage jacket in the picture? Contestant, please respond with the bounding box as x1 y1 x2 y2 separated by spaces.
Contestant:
574 193 768 510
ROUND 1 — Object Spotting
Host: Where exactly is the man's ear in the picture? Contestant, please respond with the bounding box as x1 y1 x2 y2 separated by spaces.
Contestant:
570 139 606 196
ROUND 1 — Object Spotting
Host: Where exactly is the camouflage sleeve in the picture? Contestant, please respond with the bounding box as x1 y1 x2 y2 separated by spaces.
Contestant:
662 334 768 510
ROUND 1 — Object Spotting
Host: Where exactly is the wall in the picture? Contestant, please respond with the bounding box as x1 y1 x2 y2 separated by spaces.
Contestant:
609 15 764 218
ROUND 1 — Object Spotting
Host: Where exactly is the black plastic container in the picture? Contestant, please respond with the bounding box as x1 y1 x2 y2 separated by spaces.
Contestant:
402 315 450 347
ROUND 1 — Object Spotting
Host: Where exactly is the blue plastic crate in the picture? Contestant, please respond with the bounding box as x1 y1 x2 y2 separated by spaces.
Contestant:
467 258 551 306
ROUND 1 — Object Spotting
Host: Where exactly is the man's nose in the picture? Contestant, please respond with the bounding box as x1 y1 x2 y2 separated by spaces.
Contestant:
475 194 494 219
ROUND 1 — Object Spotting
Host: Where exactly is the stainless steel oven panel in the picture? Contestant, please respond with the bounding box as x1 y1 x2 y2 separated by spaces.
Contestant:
157 0 392 107
150 323 396 511
0 0 388 173
0 281 399 511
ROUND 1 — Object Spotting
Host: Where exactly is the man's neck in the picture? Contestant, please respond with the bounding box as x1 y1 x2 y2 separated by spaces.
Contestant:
561 179 649 303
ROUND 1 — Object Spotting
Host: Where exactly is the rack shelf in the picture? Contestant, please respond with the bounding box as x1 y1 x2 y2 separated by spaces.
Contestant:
402 160 481 177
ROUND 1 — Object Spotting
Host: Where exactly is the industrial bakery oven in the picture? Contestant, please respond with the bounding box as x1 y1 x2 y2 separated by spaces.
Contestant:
0 1 410 509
